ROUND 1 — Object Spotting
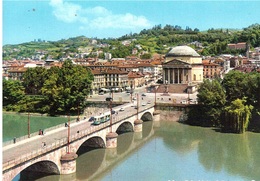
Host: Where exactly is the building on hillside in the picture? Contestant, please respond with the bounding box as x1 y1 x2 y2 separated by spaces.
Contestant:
8 67 27 81
132 48 138 55
227 42 247 50
104 53 112 60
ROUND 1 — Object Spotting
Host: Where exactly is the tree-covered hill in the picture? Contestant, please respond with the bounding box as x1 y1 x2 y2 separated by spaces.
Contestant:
3 23 260 60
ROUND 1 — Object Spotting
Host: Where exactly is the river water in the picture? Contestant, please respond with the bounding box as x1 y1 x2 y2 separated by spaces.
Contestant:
4 113 260 181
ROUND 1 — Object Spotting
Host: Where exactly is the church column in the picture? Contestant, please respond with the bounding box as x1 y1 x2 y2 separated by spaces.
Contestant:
172 69 175 84
163 69 165 84
168 68 171 84
189 69 192 83
177 69 180 84
183 68 185 84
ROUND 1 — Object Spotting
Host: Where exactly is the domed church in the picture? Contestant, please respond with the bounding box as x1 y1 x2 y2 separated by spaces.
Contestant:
161 45 203 93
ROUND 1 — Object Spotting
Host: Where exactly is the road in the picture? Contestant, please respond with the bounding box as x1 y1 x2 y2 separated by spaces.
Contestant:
88 85 198 105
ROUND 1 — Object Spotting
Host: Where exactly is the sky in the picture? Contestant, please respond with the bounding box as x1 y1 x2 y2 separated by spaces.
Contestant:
2 0 260 45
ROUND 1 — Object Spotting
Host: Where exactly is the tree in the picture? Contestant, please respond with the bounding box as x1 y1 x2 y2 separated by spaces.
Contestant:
223 99 253 133
3 79 25 111
22 67 47 94
140 53 152 59
41 60 93 115
222 70 247 103
187 79 226 126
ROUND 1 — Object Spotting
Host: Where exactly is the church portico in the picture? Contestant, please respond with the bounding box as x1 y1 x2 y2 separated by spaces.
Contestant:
163 60 192 84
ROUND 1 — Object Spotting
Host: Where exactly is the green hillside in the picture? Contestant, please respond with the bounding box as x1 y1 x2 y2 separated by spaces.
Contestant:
3 24 260 60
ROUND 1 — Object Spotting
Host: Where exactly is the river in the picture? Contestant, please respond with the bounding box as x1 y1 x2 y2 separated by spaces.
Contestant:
3 113 260 181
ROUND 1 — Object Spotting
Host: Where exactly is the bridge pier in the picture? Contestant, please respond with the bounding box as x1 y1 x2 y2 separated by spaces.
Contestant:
134 119 143 139
60 152 78 175
153 110 161 122
134 119 143 132
153 110 161 128
106 132 118 149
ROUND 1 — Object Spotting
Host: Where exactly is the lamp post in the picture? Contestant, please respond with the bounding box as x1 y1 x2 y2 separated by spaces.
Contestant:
25 97 31 138
154 85 157 106
136 93 139 119
106 97 113 133
130 80 133 102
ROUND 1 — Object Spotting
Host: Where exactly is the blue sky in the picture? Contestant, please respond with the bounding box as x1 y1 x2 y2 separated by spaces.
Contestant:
2 0 260 45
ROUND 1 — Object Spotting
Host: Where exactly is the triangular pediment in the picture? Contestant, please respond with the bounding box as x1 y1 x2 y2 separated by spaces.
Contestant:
164 59 190 65
163 59 192 69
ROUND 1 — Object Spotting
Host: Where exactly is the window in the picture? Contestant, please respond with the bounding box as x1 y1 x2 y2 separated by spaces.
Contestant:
193 74 196 81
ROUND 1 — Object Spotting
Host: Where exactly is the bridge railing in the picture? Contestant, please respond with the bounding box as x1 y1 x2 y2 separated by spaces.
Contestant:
3 137 68 170
3 105 154 170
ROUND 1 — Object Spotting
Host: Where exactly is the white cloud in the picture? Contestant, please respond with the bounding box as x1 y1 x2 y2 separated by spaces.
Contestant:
49 0 151 29
49 0 88 23
90 13 151 29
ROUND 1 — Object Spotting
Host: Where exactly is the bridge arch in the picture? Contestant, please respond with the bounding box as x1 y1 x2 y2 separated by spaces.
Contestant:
77 136 105 156
12 160 60 181
20 160 60 180
116 121 134 135
140 111 153 122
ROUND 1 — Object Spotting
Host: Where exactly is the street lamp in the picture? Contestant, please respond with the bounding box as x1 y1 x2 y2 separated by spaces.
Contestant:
25 97 31 138
106 97 113 133
136 93 139 119
130 80 133 102
154 85 157 106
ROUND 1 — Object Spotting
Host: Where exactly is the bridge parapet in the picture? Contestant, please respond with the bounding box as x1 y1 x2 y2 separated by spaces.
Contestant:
3 105 154 173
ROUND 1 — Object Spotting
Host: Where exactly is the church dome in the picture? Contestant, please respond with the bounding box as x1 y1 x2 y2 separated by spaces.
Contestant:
166 45 200 57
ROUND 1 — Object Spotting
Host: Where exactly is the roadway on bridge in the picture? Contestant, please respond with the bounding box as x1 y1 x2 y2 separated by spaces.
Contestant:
2 98 152 166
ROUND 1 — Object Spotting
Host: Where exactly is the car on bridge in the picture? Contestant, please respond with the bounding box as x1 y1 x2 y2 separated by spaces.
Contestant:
119 107 125 111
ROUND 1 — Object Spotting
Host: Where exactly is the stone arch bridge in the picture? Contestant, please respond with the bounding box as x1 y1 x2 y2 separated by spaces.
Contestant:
3 105 158 181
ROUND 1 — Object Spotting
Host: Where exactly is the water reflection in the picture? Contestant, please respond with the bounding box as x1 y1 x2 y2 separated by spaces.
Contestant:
197 131 260 180
157 121 260 180
11 121 260 181
76 148 106 180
